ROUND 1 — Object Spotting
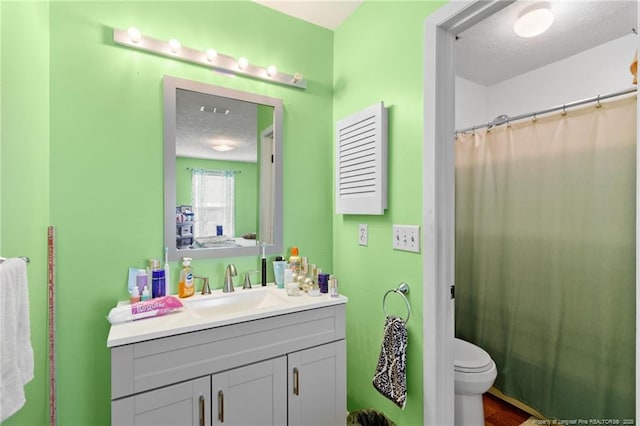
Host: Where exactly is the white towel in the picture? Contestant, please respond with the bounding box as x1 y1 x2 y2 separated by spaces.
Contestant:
0 258 34 421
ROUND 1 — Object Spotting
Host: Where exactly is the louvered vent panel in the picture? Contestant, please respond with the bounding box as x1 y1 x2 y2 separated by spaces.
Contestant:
335 102 387 215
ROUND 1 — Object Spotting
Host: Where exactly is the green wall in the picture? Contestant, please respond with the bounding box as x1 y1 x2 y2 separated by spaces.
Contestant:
1 2 50 426
2 1 333 424
175 157 259 237
333 2 444 425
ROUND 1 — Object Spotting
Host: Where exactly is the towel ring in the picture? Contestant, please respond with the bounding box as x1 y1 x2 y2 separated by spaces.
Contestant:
383 282 411 323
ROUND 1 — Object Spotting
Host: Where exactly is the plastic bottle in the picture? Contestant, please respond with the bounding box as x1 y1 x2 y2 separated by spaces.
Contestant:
136 269 148 295
130 286 141 304
141 285 151 301
289 247 301 274
178 257 195 298
152 269 166 298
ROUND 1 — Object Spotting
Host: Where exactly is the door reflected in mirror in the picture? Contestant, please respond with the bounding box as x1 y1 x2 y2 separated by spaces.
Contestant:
164 76 283 260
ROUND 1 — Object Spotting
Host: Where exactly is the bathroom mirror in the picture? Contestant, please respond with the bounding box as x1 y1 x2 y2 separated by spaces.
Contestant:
164 75 283 260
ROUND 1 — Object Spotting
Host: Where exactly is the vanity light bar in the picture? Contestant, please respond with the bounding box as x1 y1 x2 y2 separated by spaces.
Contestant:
112 28 307 90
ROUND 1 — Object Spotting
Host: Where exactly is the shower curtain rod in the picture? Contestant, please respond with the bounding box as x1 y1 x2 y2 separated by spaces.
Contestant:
455 86 638 135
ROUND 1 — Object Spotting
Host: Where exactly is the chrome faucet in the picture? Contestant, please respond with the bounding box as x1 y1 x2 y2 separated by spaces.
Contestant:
223 264 237 293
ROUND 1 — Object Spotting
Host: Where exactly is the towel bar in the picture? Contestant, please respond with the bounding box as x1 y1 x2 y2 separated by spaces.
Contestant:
383 282 410 323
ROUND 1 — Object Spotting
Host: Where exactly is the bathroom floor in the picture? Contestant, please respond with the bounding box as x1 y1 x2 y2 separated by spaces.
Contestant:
483 393 532 426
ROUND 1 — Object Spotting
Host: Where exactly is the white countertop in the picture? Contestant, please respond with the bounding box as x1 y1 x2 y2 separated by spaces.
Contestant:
107 285 348 347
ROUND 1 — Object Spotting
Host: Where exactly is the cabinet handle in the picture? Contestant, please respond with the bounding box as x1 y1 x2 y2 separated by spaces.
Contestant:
199 395 205 426
218 390 224 423
293 367 299 396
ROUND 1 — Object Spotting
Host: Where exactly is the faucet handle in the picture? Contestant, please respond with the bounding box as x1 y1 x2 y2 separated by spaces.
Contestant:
242 270 260 289
194 275 211 295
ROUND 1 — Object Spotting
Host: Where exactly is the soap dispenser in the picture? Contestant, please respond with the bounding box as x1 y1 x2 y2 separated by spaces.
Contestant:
178 257 194 298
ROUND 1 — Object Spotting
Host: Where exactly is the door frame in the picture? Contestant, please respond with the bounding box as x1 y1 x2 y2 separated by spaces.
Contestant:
423 1 640 424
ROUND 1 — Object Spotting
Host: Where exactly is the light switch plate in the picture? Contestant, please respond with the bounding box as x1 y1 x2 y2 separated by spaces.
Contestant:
359 224 368 246
392 225 420 253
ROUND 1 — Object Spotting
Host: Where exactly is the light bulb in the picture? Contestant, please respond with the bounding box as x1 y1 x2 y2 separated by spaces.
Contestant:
238 57 249 70
169 39 181 53
206 49 218 62
267 65 278 77
293 72 303 83
514 2 554 38
127 27 141 43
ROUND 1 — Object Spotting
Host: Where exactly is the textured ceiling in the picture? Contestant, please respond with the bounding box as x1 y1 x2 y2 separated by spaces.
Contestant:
253 0 636 86
252 0 363 30
176 89 268 163
456 0 638 86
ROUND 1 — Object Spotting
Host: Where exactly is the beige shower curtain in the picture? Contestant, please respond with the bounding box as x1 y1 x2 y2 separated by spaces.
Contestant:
455 96 636 420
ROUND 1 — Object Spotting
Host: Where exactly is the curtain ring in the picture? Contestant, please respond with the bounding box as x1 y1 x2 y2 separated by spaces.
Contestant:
596 95 602 108
561 104 567 116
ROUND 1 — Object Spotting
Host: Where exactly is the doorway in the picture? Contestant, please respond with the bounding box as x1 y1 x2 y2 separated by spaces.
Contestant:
423 1 640 424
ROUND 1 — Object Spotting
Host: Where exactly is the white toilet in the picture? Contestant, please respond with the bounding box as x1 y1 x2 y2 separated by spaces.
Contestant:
454 338 498 426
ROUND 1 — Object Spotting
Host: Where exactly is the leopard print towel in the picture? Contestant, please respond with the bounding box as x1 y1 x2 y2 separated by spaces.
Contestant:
372 315 407 409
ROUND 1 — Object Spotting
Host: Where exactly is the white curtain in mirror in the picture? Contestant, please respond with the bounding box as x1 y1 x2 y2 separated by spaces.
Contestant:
191 169 235 239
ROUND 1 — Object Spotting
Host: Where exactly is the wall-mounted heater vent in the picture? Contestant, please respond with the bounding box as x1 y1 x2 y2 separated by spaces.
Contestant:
335 102 388 215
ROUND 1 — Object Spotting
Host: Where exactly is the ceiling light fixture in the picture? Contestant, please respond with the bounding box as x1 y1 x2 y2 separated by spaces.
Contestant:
211 143 235 152
200 106 231 115
514 2 554 38
113 28 306 89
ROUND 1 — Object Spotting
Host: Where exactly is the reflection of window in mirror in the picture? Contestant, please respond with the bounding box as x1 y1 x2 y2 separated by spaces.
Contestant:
191 169 236 239
175 157 258 248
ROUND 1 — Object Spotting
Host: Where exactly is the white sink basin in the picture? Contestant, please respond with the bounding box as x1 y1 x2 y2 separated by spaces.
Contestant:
185 287 291 318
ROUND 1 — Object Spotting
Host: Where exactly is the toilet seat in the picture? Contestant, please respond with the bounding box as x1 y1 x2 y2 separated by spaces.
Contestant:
454 338 493 373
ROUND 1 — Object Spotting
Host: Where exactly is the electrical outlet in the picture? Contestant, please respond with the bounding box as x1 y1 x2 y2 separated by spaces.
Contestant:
392 225 420 253
359 224 368 246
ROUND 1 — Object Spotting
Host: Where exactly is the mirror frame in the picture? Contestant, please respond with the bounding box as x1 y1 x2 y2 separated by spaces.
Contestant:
163 75 283 261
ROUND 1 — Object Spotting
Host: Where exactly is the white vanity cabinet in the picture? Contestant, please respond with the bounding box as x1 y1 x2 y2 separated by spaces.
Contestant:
109 303 346 426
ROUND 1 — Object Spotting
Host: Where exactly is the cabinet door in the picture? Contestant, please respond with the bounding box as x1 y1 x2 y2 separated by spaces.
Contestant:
112 376 210 426
288 340 346 426
212 357 287 425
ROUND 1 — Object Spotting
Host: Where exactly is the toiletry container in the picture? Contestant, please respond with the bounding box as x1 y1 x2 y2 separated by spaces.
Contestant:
454 338 497 425
178 257 194 298
141 285 151 301
273 261 287 288
289 247 301 274
152 268 166 298
136 269 148 295
130 287 140 304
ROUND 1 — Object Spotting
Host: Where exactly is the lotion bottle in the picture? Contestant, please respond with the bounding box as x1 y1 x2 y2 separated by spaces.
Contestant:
289 247 301 274
178 257 194 298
